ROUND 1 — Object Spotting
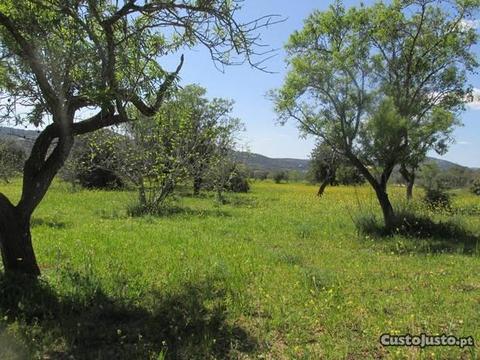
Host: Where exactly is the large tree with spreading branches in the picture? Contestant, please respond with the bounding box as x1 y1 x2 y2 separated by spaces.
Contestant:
0 0 279 276
272 0 478 230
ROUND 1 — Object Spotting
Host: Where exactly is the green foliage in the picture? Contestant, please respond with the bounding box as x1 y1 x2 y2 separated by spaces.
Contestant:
359 98 408 166
272 0 479 227
273 171 288 184
124 98 195 213
287 170 304 182
121 85 244 213
308 142 364 186
424 188 452 210
471 177 480 196
417 162 474 191
62 130 125 190
226 164 250 193
335 164 364 186
0 0 271 127
419 163 452 210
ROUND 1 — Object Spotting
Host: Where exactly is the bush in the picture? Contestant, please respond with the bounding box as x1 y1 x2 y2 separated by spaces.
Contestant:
273 171 288 184
126 200 180 217
228 171 250 193
471 178 480 196
61 130 125 190
423 188 451 210
77 167 124 190
336 164 364 185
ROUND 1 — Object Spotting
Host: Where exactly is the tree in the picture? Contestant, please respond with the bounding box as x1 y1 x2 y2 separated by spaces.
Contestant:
272 1 478 230
203 116 244 203
123 100 194 214
120 85 244 213
365 0 477 200
308 142 363 196
273 171 288 184
309 142 364 196
0 138 25 183
0 0 278 276
179 85 241 196
308 143 338 196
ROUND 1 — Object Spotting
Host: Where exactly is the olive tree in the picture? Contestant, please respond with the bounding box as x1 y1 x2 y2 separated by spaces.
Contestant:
272 0 478 230
0 0 278 276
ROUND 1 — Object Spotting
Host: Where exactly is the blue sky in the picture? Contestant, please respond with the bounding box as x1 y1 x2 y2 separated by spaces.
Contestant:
163 0 480 167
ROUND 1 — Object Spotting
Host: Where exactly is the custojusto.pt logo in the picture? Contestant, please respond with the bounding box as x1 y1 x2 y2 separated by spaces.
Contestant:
380 333 475 348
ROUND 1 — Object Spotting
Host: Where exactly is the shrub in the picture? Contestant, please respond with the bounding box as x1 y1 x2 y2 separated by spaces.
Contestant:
336 164 364 185
228 168 250 193
273 171 288 184
423 188 451 210
471 178 480 196
61 130 125 190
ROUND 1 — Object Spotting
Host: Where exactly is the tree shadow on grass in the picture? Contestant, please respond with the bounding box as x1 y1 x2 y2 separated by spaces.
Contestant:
0 272 256 359
356 211 480 255
31 217 68 229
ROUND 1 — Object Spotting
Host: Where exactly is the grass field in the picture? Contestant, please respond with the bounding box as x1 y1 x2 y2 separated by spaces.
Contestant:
0 180 479 359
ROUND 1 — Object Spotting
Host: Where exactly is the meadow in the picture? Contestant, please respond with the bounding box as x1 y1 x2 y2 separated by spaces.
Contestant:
0 180 479 359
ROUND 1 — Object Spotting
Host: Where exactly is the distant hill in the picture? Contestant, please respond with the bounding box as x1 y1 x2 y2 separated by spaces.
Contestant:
233 151 310 172
233 150 470 173
0 126 40 139
0 126 40 154
423 157 466 171
0 126 474 172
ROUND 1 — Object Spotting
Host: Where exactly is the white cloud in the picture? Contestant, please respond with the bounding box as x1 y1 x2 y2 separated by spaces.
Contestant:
459 19 480 30
467 88 480 110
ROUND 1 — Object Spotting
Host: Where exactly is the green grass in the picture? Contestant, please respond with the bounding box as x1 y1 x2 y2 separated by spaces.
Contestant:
0 180 479 359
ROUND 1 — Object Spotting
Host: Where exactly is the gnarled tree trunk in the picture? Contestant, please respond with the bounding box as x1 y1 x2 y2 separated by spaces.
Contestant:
0 123 75 277
0 194 40 276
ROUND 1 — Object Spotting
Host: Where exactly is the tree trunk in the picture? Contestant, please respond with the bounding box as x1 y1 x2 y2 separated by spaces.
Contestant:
0 194 40 276
193 176 202 196
400 166 415 201
317 180 329 197
138 178 147 208
406 177 414 201
0 124 74 277
344 152 396 231
374 187 396 232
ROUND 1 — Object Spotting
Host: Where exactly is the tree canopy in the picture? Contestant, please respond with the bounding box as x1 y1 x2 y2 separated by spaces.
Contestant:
272 0 479 229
